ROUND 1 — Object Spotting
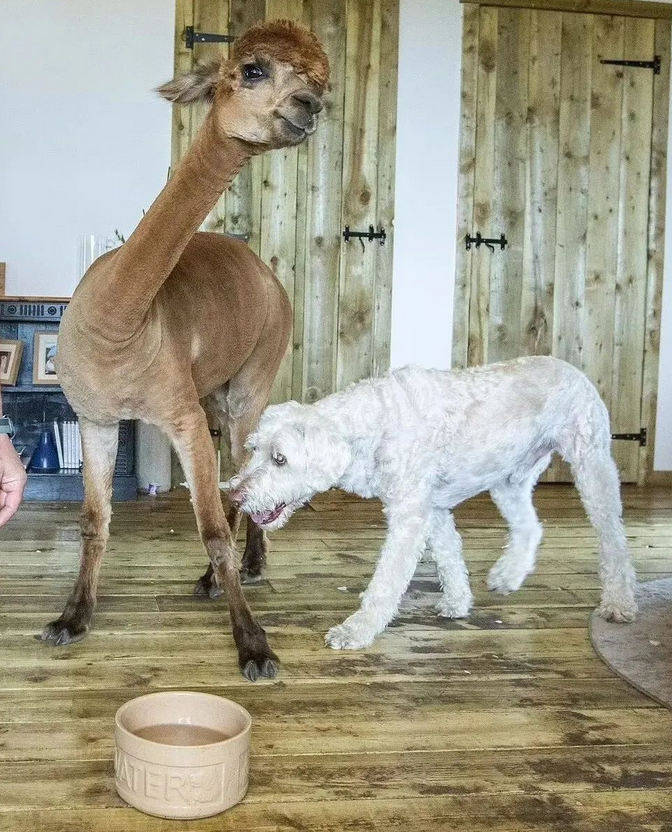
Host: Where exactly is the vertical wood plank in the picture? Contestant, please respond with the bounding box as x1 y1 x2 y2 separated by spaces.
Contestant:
545 12 592 482
639 19 670 484
611 17 655 482
291 101 310 402
521 10 561 358
371 0 399 378
582 17 624 407
170 0 195 172
264 0 304 404
468 7 498 366
553 14 592 370
226 0 266 251
488 7 529 362
301 0 347 403
194 0 231 233
337 0 382 390
452 3 480 369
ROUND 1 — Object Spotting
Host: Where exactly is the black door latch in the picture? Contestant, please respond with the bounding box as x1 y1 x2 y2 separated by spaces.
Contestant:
465 233 507 252
343 225 387 247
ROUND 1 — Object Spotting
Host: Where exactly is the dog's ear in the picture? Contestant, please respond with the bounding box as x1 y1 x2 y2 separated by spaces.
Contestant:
156 60 221 104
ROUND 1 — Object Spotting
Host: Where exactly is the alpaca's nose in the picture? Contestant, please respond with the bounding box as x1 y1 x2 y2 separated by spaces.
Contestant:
292 88 323 115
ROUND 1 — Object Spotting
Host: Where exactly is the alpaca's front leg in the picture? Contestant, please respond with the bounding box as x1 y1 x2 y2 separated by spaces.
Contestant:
326 504 428 650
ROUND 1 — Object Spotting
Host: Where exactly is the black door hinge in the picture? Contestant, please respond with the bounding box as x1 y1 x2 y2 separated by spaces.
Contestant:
185 26 236 49
611 428 647 447
465 232 507 252
600 56 661 74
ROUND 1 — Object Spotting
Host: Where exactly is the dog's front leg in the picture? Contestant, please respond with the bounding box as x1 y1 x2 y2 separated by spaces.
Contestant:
326 505 428 650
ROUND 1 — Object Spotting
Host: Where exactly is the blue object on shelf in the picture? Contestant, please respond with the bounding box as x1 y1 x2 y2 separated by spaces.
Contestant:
29 429 60 473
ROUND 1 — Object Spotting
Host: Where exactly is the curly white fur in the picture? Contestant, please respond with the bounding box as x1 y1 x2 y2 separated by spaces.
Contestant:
228 357 638 650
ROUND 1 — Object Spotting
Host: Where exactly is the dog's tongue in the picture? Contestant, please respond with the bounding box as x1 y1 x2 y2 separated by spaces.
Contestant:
251 503 286 526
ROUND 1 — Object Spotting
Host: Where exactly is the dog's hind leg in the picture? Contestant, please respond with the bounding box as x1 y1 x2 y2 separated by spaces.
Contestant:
427 509 473 618
325 501 429 650
560 425 637 622
487 463 547 595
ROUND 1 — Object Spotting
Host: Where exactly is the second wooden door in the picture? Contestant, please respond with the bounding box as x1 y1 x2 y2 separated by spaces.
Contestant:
454 4 669 482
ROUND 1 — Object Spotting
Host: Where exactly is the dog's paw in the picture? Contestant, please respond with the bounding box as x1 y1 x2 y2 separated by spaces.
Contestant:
325 618 376 650
597 601 637 623
487 561 527 595
436 596 472 619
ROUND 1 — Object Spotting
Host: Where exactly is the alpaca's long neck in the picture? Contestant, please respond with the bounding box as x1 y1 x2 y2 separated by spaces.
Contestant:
84 114 252 339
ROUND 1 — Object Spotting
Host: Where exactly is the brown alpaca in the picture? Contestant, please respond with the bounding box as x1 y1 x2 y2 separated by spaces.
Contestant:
41 21 329 681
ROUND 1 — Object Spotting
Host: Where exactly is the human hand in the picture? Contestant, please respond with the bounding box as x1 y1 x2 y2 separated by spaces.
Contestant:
0 434 27 527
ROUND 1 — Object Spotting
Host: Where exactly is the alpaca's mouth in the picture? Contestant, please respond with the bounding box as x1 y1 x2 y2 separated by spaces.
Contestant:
250 503 286 526
280 115 317 137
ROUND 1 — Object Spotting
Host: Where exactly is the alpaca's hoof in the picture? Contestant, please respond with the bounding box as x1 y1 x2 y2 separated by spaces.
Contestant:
242 657 278 682
240 567 264 585
40 618 89 646
193 573 223 599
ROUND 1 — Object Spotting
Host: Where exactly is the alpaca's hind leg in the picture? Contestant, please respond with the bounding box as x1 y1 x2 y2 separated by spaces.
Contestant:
171 405 278 681
427 509 473 618
565 445 637 622
487 470 546 595
42 419 119 645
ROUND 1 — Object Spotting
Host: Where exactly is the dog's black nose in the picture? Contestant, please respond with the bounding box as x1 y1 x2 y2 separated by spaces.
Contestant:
292 88 323 115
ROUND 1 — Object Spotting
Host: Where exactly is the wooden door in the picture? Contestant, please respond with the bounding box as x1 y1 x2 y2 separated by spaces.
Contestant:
171 0 398 407
455 4 669 483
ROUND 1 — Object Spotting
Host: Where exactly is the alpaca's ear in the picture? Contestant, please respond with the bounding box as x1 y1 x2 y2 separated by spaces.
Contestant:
156 60 221 104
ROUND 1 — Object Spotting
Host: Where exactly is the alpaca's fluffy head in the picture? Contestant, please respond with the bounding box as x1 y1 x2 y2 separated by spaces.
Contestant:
228 402 352 530
157 20 329 149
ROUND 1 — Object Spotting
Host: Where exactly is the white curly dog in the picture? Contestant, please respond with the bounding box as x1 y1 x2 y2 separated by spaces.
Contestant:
228 356 637 650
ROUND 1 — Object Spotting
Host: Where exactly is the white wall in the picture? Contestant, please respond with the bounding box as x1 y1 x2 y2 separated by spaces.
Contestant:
391 1 672 471
0 0 174 297
391 0 461 370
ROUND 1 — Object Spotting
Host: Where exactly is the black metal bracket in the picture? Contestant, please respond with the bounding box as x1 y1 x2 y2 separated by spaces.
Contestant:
343 225 387 246
600 56 661 75
611 429 647 447
185 26 236 49
465 232 508 252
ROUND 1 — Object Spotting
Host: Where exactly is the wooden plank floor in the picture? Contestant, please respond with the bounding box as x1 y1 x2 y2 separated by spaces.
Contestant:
0 485 671 830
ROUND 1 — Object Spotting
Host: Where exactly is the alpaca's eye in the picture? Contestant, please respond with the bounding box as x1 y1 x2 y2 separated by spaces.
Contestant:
243 64 264 80
272 452 286 466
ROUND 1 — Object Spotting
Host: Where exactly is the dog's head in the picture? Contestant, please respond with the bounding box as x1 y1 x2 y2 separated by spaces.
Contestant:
228 401 352 530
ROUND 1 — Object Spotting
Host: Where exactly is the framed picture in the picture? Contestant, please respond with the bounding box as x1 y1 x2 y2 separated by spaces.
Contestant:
33 332 59 385
0 340 23 386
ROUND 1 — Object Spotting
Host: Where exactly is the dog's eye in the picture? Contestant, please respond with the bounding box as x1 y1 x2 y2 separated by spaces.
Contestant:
243 64 264 80
272 452 286 466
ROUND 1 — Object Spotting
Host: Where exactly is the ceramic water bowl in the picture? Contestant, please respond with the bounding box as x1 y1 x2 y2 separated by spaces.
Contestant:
114 691 251 819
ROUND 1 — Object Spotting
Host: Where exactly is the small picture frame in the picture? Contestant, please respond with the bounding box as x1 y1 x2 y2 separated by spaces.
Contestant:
33 332 59 386
0 340 24 386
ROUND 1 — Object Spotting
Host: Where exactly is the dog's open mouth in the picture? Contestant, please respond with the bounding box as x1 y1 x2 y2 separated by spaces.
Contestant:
250 503 286 526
